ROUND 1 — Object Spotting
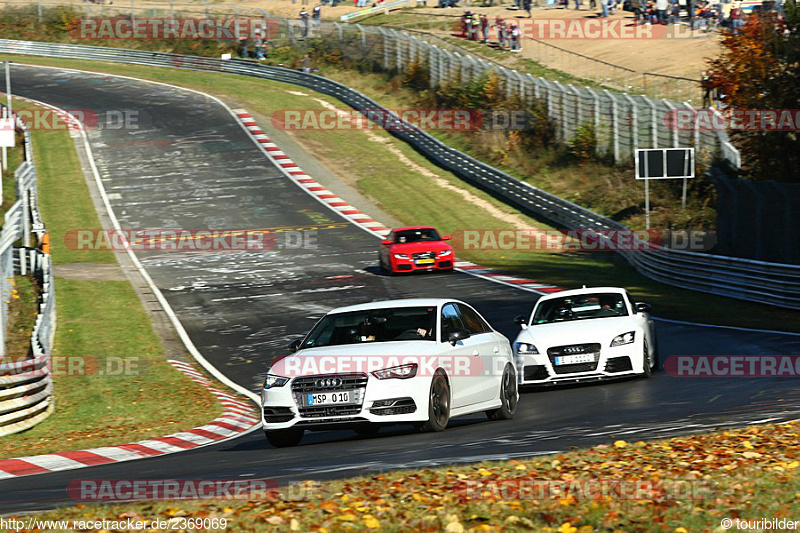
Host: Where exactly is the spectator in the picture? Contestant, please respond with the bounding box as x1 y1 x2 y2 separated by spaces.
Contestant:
299 8 309 37
524 0 532 16
470 13 481 39
495 16 506 48
460 11 471 36
312 4 322 32
656 0 668 23
254 32 265 60
480 14 490 42
589 0 596 8
575 0 581 9
510 23 521 50
601 0 609 16
302 54 312 73
238 34 248 58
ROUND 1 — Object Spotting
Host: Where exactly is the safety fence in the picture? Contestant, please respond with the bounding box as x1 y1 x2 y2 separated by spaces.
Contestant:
0 40 792 310
0 111 56 437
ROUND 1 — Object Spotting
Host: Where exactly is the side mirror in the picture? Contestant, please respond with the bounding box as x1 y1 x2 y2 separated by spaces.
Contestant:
635 302 652 314
442 235 451 240
287 339 302 353
514 315 528 327
448 328 471 345
381 239 392 245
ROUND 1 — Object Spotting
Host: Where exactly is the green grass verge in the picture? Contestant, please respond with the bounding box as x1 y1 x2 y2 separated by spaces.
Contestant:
13 421 800 531
0 54 796 334
0 99 222 459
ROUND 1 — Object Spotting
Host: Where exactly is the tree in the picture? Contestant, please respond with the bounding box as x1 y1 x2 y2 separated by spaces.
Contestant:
707 0 800 181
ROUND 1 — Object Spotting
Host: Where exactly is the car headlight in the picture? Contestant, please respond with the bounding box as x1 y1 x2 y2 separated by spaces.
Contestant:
437 249 452 257
264 373 289 389
610 331 636 347
371 363 418 380
393 253 409 260
514 342 539 355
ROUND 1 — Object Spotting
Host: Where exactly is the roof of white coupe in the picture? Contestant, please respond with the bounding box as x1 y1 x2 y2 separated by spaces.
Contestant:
537 286 627 302
328 298 458 314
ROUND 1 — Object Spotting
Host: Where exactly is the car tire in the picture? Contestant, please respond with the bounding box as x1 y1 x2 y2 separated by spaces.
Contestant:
353 424 381 437
264 428 304 448
642 340 653 378
419 373 450 432
486 364 518 421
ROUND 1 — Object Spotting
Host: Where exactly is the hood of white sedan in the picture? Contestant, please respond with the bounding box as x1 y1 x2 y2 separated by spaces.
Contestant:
514 317 640 348
270 341 439 377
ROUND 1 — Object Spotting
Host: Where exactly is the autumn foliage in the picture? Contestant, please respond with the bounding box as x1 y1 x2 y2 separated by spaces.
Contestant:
708 0 800 180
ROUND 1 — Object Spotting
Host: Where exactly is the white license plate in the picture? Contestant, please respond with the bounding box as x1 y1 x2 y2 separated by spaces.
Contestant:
554 353 596 365
415 259 435 265
304 390 354 406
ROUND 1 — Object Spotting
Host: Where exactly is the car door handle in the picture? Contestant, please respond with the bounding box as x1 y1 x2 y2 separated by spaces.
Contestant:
472 349 480 356
493 346 500 354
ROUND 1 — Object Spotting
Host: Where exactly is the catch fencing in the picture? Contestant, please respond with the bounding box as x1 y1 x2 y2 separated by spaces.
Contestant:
0 40 793 310
0 112 56 437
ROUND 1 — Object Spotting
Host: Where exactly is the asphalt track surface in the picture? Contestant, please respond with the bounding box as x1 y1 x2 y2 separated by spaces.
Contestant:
2 64 799 513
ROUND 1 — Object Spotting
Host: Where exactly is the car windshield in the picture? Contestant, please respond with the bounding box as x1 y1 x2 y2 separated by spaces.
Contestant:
394 228 441 244
532 293 629 324
301 307 437 348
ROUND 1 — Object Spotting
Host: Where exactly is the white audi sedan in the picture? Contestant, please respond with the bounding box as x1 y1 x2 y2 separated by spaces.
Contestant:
513 287 657 386
262 299 518 447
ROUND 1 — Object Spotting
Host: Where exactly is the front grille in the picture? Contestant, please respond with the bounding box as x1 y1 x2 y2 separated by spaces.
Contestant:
523 365 550 381
605 356 633 373
263 406 294 423
547 343 601 375
412 252 436 260
291 374 368 393
291 373 368 418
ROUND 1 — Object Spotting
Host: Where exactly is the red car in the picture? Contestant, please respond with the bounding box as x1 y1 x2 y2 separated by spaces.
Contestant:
378 226 455 274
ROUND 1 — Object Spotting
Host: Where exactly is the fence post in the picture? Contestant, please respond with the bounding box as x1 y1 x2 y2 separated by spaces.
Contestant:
624 93 638 155
664 100 679 148
605 90 620 164
357 24 367 52
648 98 658 148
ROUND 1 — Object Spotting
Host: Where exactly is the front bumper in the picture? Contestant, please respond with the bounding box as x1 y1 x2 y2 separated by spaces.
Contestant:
262 373 430 430
514 344 641 386
391 256 453 272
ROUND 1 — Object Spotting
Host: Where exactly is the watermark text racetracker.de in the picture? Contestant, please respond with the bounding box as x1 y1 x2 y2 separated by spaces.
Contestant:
270 354 510 378
1 109 142 131
0 355 146 377
271 108 530 132
665 355 800 377
665 109 800 132
66 478 314 501
71 17 281 40
448 228 716 252
457 477 712 501
63 228 320 252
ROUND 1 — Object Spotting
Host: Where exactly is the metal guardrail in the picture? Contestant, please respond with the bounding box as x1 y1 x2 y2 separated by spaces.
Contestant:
0 40 796 311
0 114 56 436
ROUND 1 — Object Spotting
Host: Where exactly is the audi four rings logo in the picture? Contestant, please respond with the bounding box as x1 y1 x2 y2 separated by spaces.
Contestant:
316 378 342 388
564 346 583 354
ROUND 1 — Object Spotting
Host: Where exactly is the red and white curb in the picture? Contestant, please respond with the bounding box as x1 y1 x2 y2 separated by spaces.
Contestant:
0 361 260 480
233 109 562 295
